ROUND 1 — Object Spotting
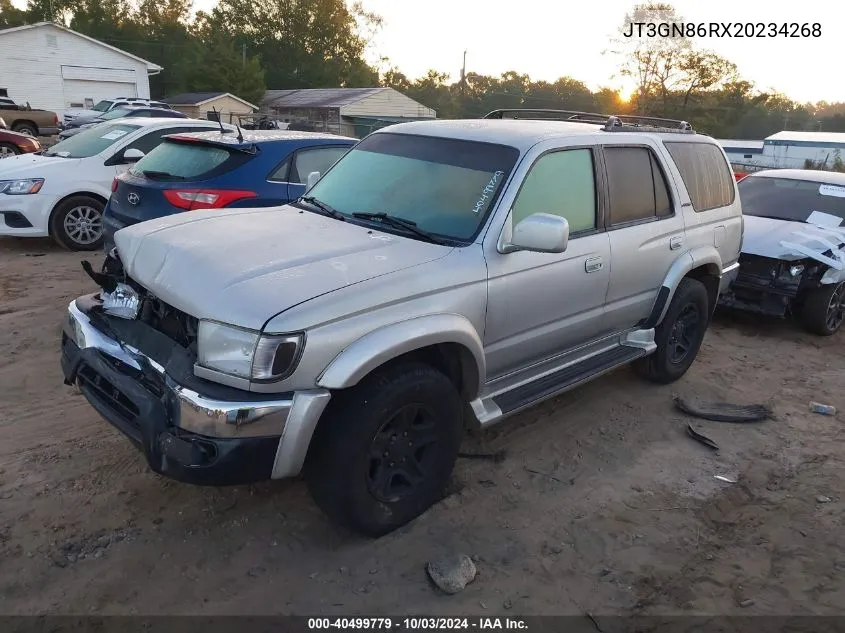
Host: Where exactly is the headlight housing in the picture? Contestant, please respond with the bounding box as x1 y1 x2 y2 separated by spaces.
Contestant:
0 178 44 195
197 320 303 382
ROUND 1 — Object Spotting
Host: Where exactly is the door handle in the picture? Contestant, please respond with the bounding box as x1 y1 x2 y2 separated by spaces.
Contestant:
585 256 604 273
669 236 684 251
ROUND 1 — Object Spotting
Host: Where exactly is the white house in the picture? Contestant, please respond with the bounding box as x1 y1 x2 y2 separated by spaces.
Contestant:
261 88 436 137
719 132 845 171
0 22 162 114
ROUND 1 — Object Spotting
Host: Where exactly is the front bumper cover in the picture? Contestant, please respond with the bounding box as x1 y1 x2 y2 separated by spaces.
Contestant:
61 297 330 485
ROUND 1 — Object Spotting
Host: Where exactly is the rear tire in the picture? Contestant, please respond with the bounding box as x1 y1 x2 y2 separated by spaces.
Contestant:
635 277 710 384
305 362 463 537
49 195 105 251
12 123 37 137
800 282 845 336
0 142 19 158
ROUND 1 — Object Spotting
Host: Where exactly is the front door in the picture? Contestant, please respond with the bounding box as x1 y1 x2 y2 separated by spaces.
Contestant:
484 146 611 379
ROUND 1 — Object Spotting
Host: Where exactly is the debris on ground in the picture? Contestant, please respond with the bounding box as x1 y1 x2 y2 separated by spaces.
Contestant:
714 475 736 483
426 554 477 595
457 450 507 463
686 424 719 451
739 598 755 608
816 495 832 504
809 402 837 416
675 396 772 423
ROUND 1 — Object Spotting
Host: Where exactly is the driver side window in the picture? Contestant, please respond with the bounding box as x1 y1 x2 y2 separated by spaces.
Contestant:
511 149 597 234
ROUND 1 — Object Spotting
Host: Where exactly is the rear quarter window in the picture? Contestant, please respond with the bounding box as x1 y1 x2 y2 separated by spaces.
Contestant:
664 141 735 212
130 140 246 180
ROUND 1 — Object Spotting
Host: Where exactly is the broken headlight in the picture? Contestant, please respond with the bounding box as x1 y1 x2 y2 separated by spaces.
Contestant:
101 283 140 320
196 320 303 381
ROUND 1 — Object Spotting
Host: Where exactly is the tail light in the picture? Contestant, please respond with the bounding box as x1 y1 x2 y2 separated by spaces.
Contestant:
163 189 258 211
111 178 119 192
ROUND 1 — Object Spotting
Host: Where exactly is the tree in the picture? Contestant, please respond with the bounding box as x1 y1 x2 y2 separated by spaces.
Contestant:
0 0 27 28
199 0 380 89
176 34 266 106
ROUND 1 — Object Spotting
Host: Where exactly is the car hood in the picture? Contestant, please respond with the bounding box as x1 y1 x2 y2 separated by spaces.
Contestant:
0 153 81 175
743 214 845 262
114 206 453 330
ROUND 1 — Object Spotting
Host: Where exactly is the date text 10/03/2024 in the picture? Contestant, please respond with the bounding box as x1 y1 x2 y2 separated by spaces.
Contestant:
307 617 529 630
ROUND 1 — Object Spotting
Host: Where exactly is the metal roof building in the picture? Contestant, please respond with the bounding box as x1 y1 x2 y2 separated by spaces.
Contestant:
260 88 436 138
719 132 845 171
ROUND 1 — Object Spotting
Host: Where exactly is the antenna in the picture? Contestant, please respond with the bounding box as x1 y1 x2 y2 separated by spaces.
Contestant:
211 107 225 134
235 121 244 143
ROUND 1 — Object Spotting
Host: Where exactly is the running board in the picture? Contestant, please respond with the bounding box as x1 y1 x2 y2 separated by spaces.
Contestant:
479 345 647 423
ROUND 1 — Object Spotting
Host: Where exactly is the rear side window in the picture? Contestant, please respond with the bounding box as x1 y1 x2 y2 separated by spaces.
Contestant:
604 146 673 225
664 141 735 212
130 140 245 180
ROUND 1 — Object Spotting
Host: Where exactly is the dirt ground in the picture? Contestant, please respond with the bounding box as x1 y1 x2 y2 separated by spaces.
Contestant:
1 235 844 619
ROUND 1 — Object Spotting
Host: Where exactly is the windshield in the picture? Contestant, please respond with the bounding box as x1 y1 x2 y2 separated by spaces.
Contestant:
91 100 113 112
305 132 519 241
45 123 139 158
100 108 134 121
739 175 845 225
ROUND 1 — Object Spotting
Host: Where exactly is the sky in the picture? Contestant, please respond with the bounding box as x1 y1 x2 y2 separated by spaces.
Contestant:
13 0 842 103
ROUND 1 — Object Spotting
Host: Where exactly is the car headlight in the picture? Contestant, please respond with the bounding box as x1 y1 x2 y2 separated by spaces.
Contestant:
197 320 303 381
0 178 44 195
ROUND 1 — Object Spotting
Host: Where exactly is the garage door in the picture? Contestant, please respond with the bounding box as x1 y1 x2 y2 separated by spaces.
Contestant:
61 66 139 109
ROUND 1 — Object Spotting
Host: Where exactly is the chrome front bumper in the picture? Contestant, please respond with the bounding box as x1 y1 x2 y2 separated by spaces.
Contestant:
63 300 330 480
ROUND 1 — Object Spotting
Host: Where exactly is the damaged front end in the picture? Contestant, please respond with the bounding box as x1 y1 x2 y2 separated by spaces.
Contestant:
718 253 825 317
60 249 294 486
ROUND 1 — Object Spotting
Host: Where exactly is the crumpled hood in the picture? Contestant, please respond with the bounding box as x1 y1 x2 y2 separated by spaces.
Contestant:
0 154 81 176
114 206 452 330
742 215 845 261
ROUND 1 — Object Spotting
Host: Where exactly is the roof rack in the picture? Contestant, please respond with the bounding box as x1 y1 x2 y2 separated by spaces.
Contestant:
482 108 694 134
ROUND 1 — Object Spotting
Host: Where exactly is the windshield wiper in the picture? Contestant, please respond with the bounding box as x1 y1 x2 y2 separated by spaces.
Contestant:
141 170 186 182
351 212 447 245
298 196 346 221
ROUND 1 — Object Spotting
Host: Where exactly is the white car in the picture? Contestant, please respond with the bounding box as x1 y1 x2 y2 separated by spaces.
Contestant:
0 118 233 250
62 98 170 126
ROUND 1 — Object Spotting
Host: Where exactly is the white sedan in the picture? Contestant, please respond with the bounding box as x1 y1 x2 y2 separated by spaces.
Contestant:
0 117 233 250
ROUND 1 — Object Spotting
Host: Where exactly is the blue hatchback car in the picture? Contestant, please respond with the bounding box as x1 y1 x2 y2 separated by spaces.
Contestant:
103 129 357 250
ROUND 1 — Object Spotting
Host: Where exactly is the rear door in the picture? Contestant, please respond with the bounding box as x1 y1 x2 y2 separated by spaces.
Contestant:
109 128 236 223
283 145 352 200
599 143 687 332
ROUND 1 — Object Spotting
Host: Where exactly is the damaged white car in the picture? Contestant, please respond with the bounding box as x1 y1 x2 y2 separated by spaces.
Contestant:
719 169 845 335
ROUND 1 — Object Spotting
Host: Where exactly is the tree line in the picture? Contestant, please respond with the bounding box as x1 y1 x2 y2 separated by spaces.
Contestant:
0 0 842 139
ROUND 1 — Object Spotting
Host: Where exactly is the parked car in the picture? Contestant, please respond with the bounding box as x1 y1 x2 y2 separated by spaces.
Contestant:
718 169 845 335
102 129 356 251
0 117 234 250
734 172 748 182
0 98 60 136
61 110 741 536
63 98 171 126
59 106 188 139
0 125 42 158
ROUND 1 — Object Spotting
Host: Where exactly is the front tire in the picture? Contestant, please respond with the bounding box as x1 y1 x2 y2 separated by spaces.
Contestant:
800 282 845 336
0 142 19 158
635 277 710 384
305 362 463 537
49 195 105 251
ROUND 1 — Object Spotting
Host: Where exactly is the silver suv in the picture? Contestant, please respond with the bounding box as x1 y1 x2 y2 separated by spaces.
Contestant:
61 110 742 536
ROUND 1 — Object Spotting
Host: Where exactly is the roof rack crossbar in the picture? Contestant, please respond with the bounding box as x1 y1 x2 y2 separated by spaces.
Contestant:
482 108 694 134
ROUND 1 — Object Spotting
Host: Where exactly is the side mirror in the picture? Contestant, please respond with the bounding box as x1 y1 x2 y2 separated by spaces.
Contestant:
501 213 570 254
305 170 321 191
122 148 145 163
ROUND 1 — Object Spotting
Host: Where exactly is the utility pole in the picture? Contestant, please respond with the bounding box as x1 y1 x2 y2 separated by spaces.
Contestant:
242 43 246 67
460 50 467 96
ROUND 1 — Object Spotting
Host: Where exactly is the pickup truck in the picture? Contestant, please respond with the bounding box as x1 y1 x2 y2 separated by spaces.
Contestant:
0 98 60 136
